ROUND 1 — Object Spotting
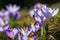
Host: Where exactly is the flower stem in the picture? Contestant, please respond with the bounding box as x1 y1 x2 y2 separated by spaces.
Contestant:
41 26 44 40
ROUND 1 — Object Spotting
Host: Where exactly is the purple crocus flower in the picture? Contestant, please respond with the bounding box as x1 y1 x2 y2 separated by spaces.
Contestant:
29 3 47 18
17 32 21 40
0 9 10 32
6 4 20 13
6 4 21 20
28 10 35 17
34 3 42 9
33 9 46 24
6 28 18 40
0 18 9 32
20 27 32 40
32 36 37 40
12 12 21 20
30 23 38 40
15 27 21 40
41 6 59 21
30 22 40 33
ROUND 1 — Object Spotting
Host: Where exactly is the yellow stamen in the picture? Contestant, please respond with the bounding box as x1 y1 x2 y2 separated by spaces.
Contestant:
24 26 26 33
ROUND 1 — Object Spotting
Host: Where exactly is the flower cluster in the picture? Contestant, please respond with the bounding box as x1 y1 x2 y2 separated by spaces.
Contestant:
0 3 59 40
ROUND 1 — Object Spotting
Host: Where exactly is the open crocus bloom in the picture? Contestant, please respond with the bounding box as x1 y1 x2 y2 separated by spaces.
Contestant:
20 27 32 40
28 3 42 17
29 3 47 18
6 4 20 13
6 4 21 20
41 6 59 21
6 28 18 39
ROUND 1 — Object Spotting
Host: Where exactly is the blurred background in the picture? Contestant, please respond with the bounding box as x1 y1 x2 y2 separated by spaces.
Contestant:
0 0 60 9
0 0 60 40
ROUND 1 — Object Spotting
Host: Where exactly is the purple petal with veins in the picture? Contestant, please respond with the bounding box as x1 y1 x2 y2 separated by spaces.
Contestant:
28 24 31 31
33 14 42 23
6 29 12 32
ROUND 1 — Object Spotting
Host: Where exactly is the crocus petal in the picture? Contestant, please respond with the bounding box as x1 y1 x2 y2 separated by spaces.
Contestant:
27 25 31 31
10 12 21 20
13 5 20 12
32 36 37 40
0 18 5 26
6 4 20 13
28 10 35 17
0 27 4 32
34 3 42 9
13 28 18 36
17 32 21 40
31 24 36 32
42 7 59 21
43 16 46 21
14 12 21 20
33 14 42 23
6 29 14 39
52 8 59 16
34 22 40 31
20 28 25 35
3 24 9 31
6 28 18 39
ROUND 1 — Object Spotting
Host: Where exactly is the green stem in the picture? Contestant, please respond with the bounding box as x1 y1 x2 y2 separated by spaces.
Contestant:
41 25 44 40
45 22 49 40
